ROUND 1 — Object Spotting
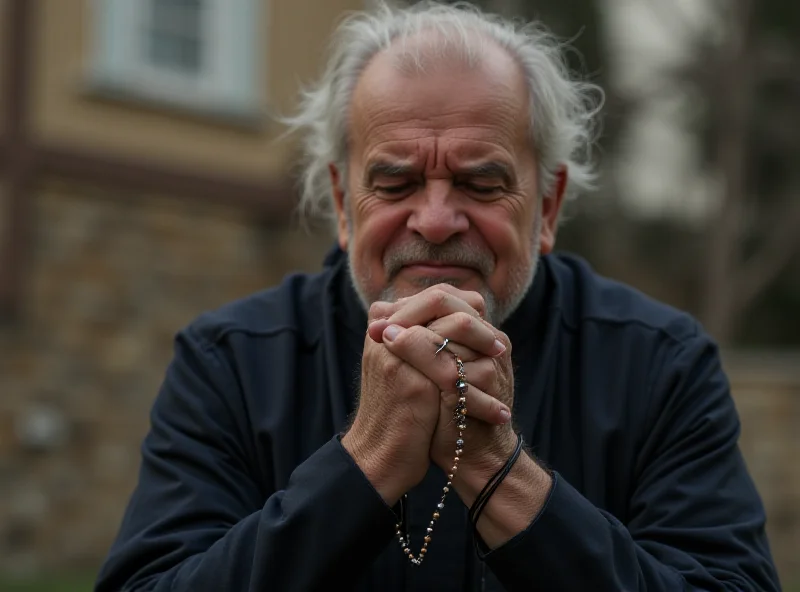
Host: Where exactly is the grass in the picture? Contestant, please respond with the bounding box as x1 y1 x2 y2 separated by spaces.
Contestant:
0 574 96 592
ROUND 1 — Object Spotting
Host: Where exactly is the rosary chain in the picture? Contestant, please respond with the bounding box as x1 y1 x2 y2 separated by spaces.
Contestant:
396 349 467 565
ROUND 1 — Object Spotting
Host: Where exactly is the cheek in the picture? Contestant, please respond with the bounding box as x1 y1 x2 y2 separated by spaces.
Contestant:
350 201 409 266
473 205 533 262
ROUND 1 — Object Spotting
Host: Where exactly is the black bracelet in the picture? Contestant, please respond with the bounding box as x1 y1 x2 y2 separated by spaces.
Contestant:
468 432 524 527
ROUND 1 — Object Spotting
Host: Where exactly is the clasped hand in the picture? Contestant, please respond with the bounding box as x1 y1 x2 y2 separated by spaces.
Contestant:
342 284 518 506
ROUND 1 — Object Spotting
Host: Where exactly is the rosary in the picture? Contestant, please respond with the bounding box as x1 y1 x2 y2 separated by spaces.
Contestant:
395 338 467 565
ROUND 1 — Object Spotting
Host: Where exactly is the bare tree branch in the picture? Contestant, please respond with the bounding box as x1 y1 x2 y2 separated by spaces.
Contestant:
699 0 756 343
733 186 800 314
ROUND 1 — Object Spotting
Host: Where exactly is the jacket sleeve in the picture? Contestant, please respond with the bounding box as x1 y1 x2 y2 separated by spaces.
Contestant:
482 331 781 591
94 327 397 592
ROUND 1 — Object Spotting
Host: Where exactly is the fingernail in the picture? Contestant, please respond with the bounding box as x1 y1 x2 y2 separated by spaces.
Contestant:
499 408 511 423
383 324 402 342
492 340 506 356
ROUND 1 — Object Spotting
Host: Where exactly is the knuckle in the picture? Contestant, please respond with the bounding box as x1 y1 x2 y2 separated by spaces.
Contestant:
470 291 486 311
454 311 474 331
440 389 459 407
394 324 421 347
472 365 493 388
429 288 449 309
368 345 400 374
381 355 404 379
368 301 385 320
406 372 436 399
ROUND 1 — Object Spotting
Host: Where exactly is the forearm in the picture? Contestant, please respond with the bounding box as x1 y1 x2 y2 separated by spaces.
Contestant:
177 441 396 591
481 473 684 591
455 453 687 591
96 438 398 592
462 471 774 592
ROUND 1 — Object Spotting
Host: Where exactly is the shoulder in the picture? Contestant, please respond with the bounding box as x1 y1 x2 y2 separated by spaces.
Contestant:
183 265 334 350
545 252 702 347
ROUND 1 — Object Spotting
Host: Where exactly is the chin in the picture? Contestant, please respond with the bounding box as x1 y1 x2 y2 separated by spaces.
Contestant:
348 263 522 327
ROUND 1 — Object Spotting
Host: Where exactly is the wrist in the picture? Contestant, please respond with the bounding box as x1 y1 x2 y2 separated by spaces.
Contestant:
455 430 519 507
342 425 415 505
454 436 553 549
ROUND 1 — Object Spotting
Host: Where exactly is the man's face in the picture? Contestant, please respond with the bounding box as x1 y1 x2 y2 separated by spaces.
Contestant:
331 40 565 324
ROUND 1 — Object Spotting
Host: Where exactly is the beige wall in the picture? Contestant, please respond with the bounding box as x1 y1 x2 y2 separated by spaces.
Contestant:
30 0 360 179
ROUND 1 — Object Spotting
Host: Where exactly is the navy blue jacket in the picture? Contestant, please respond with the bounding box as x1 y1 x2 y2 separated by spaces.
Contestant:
95 248 780 591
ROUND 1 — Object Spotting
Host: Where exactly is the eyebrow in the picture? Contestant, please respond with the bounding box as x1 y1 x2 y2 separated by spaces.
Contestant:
365 161 416 185
459 161 514 186
364 159 515 186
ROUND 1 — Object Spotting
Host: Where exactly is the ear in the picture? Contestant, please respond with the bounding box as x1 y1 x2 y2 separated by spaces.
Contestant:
329 163 349 251
538 165 568 255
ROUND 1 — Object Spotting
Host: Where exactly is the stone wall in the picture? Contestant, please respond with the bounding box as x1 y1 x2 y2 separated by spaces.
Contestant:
0 181 797 585
724 352 800 584
0 180 334 573
0 182 7 273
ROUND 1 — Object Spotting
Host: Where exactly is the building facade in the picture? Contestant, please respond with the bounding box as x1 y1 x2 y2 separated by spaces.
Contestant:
0 0 797 584
0 0 349 574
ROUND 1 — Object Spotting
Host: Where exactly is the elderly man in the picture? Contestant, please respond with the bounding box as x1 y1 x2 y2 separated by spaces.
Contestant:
96 2 780 591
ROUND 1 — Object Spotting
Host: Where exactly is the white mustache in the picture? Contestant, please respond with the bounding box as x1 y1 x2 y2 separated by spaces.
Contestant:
383 241 495 279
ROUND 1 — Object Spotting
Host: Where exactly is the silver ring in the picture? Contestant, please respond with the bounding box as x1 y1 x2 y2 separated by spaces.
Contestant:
434 338 450 356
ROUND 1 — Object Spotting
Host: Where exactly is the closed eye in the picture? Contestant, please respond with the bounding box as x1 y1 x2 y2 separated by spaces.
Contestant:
375 183 416 198
461 183 504 198
468 184 501 193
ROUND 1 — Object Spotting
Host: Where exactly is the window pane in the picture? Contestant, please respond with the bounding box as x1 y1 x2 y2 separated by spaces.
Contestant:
146 0 204 75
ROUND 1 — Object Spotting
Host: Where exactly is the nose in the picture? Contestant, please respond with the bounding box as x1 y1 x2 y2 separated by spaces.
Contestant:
406 180 469 244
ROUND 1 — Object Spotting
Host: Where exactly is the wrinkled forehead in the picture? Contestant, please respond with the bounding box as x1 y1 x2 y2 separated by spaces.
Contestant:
349 35 531 160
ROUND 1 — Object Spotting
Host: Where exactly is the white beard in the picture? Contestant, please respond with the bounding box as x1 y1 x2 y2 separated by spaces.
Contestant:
345 215 542 327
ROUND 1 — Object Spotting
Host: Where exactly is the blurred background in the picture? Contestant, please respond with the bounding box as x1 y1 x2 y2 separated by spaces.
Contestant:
0 0 797 589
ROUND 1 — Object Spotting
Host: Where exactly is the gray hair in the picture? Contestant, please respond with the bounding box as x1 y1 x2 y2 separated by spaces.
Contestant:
280 0 604 227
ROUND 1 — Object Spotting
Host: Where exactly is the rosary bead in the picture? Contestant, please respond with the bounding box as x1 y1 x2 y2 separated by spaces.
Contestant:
397 351 467 566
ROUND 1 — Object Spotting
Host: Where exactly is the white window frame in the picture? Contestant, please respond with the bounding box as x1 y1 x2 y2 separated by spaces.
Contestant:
87 0 263 121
